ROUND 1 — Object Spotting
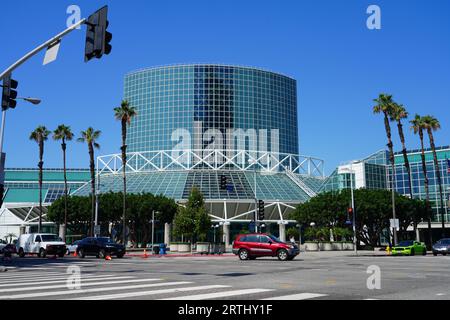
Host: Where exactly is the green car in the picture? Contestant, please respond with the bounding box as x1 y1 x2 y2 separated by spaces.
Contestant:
392 240 427 256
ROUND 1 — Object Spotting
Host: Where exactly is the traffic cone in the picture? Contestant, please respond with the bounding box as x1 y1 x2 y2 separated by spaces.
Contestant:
105 255 112 261
73 250 77 257
143 249 149 258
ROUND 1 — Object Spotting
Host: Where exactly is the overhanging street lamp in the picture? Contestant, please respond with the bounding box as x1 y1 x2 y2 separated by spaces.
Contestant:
339 164 358 255
20 97 41 105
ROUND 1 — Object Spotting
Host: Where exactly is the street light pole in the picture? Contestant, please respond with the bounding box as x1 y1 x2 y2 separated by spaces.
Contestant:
249 158 258 233
340 164 357 255
151 210 155 255
0 18 86 209
349 166 357 256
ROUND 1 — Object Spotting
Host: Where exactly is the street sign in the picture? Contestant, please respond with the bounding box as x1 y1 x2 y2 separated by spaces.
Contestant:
249 221 256 233
43 40 61 65
345 220 352 225
390 219 400 231
94 225 101 235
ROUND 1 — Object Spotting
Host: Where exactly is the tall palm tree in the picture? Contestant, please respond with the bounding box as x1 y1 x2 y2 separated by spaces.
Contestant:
390 103 413 199
422 115 446 238
29 126 51 233
373 93 398 245
114 100 137 245
411 115 433 247
77 127 101 237
53 125 74 242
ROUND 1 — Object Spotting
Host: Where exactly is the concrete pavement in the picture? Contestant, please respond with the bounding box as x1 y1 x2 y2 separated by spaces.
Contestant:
1 251 449 300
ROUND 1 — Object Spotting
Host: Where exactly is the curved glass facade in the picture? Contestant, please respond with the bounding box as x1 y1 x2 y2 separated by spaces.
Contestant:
124 64 298 155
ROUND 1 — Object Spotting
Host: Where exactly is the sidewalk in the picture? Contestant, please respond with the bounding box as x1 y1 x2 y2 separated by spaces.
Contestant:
124 249 388 259
125 252 235 258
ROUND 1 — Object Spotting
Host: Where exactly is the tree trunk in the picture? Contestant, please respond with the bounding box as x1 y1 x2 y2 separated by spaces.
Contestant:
38 139 44 233
121 119 127 246
62 140 68 242
397 120 413 198
88 143 96 237
419 130 433 248
427 129 446 238
384 112 398 245
397 120 416 238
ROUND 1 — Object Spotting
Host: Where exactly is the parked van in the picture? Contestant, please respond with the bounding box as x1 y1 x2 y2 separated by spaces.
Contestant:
16 233 66 258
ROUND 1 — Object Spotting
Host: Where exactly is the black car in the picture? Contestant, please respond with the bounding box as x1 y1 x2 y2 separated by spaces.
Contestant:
432 238 450 256
1 244 16 258
76 237 126 258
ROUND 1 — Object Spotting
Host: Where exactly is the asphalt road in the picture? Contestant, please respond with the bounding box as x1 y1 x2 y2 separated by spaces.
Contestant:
1 251 449 300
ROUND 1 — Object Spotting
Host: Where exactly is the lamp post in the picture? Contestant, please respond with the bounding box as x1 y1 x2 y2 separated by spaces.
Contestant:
151 210 160 255
296 223 302 246
0 97 41 209
212 224 220 244
248 158 258 233
339 164 357 255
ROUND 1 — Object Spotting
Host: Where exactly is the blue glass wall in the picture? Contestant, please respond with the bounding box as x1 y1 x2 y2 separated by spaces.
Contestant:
124 64 299 155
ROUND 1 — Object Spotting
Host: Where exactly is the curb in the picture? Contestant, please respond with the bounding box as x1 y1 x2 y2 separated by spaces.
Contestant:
126 253 235 258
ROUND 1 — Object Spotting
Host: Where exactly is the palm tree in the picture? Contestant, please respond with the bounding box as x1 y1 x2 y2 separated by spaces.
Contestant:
29 126 51 233
390 103 413 199
114 100 137 245
422 115 446 238
411 115 433 248
77 127 101 237
53 125 74 242
373 93 398 245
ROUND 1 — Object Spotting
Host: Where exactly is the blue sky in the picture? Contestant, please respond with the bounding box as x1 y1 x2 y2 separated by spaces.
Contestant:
1 0 449 174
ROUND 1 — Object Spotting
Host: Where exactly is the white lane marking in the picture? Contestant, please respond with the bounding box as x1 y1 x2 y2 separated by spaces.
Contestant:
162 288 274 300
0 278 159 293
0 276 128 288
364 298 380 300
0 274 114 284
1 267 53 271
0 280 185 300
262 293 328 300
436 293 446 296
0 272 68 279
74 284 229 300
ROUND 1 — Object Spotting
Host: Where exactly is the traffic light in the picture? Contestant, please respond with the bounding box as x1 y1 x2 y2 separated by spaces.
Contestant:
346 207 353 225
84 6 112 62
220 175 227 190
258 200 265 221
1 74 18 111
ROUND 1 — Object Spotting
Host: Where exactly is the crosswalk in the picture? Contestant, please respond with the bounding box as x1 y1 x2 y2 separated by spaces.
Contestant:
0 269 333 300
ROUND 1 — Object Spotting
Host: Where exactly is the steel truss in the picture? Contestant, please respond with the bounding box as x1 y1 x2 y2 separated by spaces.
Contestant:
96 149 325 177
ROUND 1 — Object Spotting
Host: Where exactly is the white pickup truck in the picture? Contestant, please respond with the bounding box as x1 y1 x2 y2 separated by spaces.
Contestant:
16 233 66 258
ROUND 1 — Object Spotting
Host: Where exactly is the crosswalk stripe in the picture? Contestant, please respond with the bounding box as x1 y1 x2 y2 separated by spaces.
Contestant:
76 285 231 300
162 288 274 300
0 273 115 283
0 278 159 293
2 267 53 271
261 293 328 300
0 272 68 279
0 280 187 300
0 276 129 288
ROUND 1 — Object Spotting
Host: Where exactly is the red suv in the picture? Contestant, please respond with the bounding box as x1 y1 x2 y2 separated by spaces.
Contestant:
232 233 300 261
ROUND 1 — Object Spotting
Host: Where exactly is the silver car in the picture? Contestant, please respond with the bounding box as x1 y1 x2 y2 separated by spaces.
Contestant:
432 238 450 256
66 240 81 255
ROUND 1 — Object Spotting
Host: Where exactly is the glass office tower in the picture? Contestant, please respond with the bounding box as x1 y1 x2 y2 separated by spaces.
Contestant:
124 64 299 155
